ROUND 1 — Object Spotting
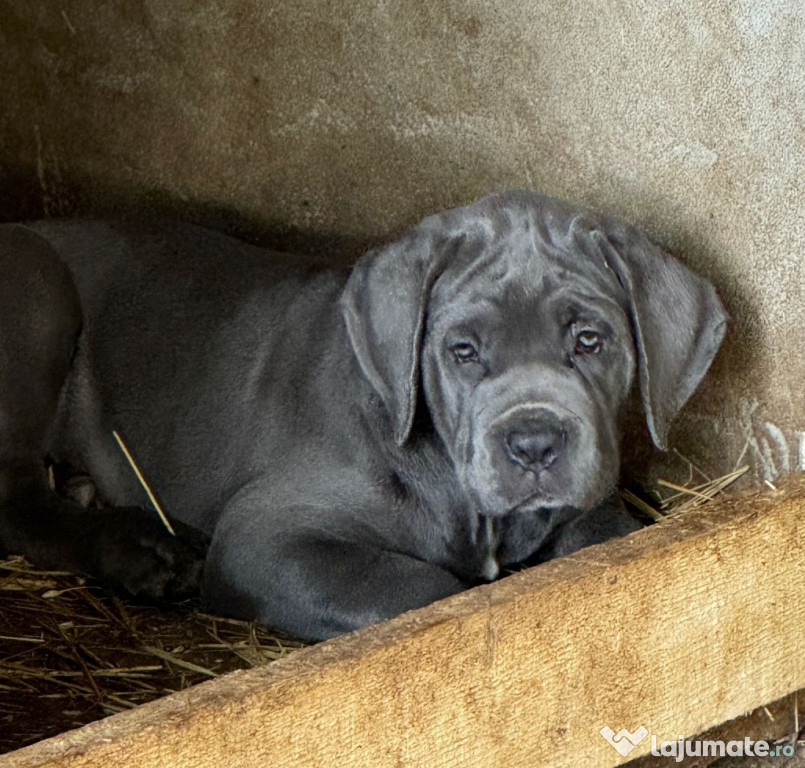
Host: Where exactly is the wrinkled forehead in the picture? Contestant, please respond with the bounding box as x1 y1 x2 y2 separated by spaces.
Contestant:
430 212 627 318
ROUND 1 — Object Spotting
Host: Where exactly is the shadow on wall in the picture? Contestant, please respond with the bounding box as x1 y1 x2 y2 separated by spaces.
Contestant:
0 162 370 265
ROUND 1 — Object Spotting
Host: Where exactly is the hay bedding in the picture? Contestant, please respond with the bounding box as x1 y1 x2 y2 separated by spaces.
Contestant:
0 557 306 753
0 453 747 754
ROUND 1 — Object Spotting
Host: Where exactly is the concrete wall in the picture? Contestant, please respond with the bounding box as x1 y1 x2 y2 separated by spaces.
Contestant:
1 1 803 486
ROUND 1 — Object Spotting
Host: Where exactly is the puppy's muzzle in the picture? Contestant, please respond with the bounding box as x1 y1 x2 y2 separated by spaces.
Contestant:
499 410 571 474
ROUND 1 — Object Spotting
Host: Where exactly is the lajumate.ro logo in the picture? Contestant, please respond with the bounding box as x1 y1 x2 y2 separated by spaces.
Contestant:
600 725 796 760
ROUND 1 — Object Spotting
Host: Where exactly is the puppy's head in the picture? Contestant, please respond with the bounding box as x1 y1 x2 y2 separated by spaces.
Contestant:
342 191 726 516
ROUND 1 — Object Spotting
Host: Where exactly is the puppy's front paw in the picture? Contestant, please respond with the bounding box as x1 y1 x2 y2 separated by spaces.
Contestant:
96 510 209 601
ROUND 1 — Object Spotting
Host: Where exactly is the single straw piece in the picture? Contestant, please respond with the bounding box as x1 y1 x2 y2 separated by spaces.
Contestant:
111 430 176 536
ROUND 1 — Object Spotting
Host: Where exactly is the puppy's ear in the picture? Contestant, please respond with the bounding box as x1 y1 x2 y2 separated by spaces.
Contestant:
341 225 448 446
591 223 727 450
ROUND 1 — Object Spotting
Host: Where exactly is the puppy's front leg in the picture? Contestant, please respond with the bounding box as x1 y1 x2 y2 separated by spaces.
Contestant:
0 465 208 600
204 504 468 641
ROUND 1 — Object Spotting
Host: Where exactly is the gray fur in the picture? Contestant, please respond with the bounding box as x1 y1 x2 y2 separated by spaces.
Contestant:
0 191 726 640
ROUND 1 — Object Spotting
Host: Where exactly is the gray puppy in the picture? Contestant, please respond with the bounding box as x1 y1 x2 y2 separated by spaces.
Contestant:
0 191 726 640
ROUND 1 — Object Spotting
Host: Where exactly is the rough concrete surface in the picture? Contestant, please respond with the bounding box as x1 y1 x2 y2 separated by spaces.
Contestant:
0 1 803 485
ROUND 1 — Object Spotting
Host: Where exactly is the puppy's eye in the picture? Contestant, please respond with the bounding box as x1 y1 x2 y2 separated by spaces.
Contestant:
450 342 480 363
574 330 602 355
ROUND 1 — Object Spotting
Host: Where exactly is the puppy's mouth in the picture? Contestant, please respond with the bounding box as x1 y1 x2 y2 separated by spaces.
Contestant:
500 460 569 513
466 479 563 517
467 467 607 517
512 489 558 513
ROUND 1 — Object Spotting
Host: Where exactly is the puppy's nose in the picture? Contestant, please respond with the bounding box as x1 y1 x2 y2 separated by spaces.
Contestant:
504 424 564 472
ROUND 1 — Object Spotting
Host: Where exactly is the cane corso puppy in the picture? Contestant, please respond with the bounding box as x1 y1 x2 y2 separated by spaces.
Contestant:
0 191 726 640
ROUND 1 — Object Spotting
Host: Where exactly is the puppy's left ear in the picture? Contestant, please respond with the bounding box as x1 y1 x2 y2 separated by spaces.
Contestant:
591 223 727 450
341 224 449 446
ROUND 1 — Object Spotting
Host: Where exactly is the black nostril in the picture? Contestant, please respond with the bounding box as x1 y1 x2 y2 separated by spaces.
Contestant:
504 425 564 471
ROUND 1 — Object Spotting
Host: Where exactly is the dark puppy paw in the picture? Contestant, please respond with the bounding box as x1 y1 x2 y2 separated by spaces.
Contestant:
95 510 209 601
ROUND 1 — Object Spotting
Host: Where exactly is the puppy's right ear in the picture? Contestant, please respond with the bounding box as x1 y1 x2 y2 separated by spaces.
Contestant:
341 226 444 447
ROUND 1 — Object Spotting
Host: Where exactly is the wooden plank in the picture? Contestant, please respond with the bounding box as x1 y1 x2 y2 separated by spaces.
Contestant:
4 478 805 768
628 691 801 767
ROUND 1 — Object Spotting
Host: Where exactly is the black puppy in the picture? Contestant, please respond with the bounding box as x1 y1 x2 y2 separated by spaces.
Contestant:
0 191 726 640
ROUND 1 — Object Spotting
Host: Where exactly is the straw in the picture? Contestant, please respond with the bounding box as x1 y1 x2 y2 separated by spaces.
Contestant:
112 430 175 535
